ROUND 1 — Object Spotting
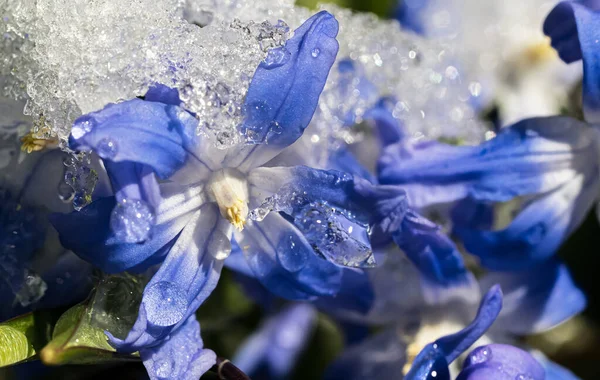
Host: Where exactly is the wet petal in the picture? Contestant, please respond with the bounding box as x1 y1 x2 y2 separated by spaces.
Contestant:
480 259 586 334
236 212 343 300
457 344 544 380
225 11 339 171
69 98 196 179
140 315 216 380
50 196 188 273
108 204 225 351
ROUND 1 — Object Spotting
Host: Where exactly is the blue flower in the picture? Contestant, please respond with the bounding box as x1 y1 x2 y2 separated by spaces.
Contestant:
50 11 408 378
232 303 316 379
379 116 599 270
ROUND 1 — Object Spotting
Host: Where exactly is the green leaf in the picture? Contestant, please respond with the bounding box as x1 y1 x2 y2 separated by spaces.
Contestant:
0 310 61 367
40 273 145 365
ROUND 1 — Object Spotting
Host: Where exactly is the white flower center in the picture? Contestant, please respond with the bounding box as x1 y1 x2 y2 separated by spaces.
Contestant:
207 168 249 231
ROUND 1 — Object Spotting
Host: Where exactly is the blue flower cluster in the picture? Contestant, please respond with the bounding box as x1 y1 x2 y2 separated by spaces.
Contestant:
3 2 600 379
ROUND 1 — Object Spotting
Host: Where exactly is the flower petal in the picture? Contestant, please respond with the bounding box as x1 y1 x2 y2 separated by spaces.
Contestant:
392 210 478 303
324 329 407 380
144 84 182 106
457 344 544 380
104 161 161 208
233 304 316 378
140 315 216 380
531 351 582 380
364 96 404 147
50 196 188 273
315 268 374 316
224 11 339 171
235 212 343 300
405 285 503 379
378 116 596 209
479 259 586 334
248 166 408 232
456 171 599 270
69 98 195 179
108 204 225 351
544 2 600 123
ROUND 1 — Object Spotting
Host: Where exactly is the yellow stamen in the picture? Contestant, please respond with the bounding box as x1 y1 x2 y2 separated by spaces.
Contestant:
226 201 246 231
20 132 59 153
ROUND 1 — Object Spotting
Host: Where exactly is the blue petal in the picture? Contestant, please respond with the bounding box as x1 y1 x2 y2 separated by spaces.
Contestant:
405 285 503 379
224 11 339 171
315 268 374 315
378 116 596 209
140 315 216 380
236 212 343 300
144 84 182 106
457 344 544 380
104 161 161 207
545 2 600 123
108 204 225 351
324 329 407 380
37 252 94 310
392 210 477 303
233 304 316 378
327 148 376 184
364 96 404 147
50 196 186 273
456 170 599 270
532 351 582 380
248 166 408 236
69 98 196 179
479 259 586 334
395 0 430 34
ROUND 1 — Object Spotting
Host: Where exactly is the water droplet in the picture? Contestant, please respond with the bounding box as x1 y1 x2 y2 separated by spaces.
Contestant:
14 269 47 307
110 198 156 243
155 358 172 378
208 230 231 260
276 234 309 272
311 48 320 58
143 281 188 327
97 138 118 158
263 47 290 69
71 117 94 139
469 346 492 364
57 180 75 202
515 374 534 380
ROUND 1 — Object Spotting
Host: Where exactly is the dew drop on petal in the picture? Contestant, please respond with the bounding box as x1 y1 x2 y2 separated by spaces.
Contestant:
143 281 188 327
110 198 156 243
311 48 320 58
97 137 118 158
154 358 172 378
263 46 290 69
515 375 534 380
71 118 94 139
469 346 492 364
